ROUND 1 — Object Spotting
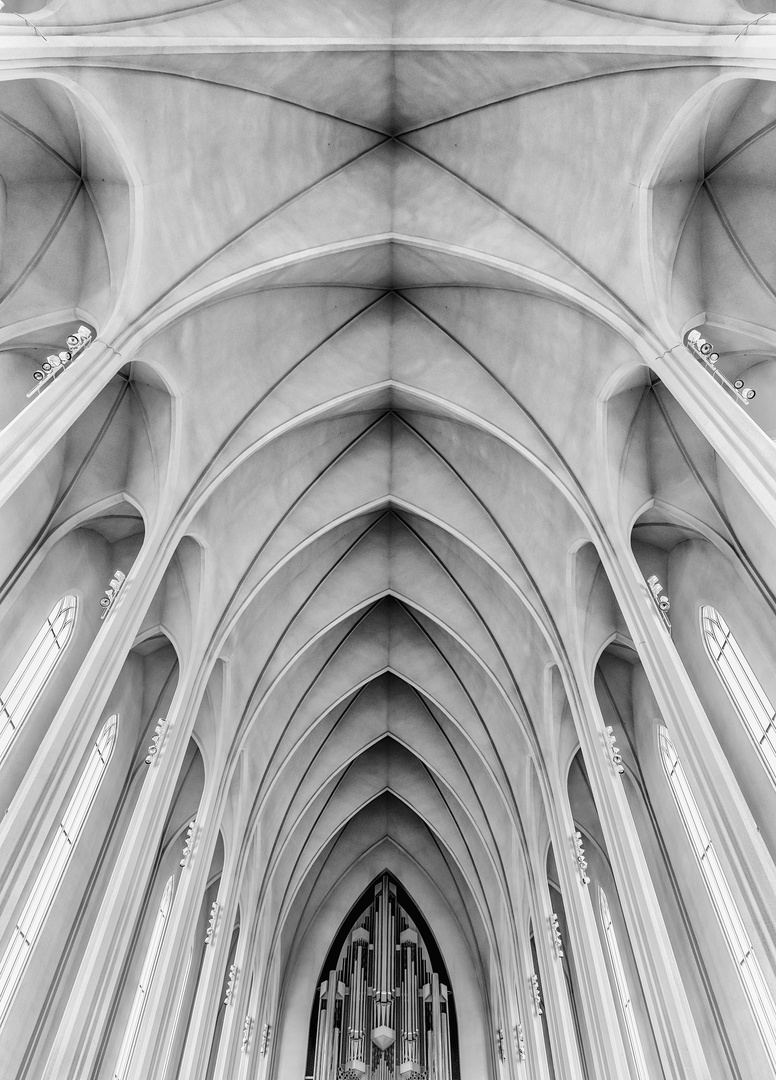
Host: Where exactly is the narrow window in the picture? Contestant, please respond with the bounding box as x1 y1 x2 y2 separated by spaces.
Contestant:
0 595 77 763
598 887 650 1080
659 725 776 1067
701 606 776 784
0 713 117 1025
160 946 192 1080
113 875 175 1080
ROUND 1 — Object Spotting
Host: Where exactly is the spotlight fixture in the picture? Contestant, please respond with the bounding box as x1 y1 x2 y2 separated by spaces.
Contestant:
144 718 167 764
27 326 93 398
180 819 197 868
646 574 671 633
100 570 126 620
573 831 590 886
685 330 756 407
605 726 625 774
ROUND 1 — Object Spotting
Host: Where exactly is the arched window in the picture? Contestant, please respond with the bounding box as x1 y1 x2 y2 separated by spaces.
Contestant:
0 594 77 763
701 606 776 784
598 887 650 1080
659 725 776 1067
0 712 117 1025
114 874 175 1080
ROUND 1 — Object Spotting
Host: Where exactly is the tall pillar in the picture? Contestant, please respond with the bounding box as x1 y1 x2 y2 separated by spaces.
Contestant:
539 771 632 1080
37 650 210 1080
562 626 715 1080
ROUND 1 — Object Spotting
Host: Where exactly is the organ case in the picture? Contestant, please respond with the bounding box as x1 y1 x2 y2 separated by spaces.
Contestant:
308 875 456 1080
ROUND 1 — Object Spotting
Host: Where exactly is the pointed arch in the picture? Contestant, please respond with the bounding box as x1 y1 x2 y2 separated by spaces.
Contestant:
305 871 459 1080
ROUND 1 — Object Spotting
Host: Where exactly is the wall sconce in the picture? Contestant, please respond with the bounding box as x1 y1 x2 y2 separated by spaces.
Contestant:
180 819 196 868
205 901 219 946
100 569 126 620
604 726 625 774
685 330 756 406
573 831 590 886
530 973 542 1016
144 718 167 764
224 964 237 1006
27 325 93 398
646 574 671 633
550 913 564 959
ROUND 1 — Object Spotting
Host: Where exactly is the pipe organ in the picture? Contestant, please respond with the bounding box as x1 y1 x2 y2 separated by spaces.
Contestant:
309 875 456 1080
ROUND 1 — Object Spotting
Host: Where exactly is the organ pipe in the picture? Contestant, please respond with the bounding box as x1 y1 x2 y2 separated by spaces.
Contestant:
309 875 456 1080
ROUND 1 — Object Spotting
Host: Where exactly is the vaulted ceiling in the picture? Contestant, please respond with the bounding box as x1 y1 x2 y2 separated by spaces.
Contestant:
2 2 775 1075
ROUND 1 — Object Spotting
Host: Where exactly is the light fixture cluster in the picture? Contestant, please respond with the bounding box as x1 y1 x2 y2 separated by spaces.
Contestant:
224 964 237 1006
550 913 564 959
260 1022 271 1057
604 726 625 774
647 575 671 633
26 325 93 398
685 330 756 406
573 831 590 886
100 569 126 620
180 819 196 868
530 973 542 1016
514 1022 526 1062
205 901 219 946
241 1014 253 1054
144 718 167 764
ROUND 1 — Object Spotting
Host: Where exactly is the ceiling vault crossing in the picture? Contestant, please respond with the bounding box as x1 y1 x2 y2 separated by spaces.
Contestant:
1 3 776 1080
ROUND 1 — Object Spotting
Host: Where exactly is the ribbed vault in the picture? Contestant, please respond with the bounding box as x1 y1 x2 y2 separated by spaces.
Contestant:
4 8 776 1080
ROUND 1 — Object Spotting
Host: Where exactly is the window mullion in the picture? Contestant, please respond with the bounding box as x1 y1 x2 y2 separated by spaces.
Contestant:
0 713 117 1027
660 724 776 1067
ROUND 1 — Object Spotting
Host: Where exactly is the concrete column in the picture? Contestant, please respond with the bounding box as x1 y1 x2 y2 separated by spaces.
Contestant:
540 771 632 1080
37 648 211 1080
562 628 715 1080
649 341 776 534
525 854 585 1080
517 926 551 1080
211 949 250 1080
128 765 233 1080
0 520 177 937
602 534 776 955
174 832 245 1080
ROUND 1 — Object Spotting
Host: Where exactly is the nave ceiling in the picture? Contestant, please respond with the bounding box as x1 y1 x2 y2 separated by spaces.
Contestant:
2 3 776 1078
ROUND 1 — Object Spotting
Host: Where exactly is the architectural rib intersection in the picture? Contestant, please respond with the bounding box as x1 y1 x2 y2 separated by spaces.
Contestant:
1 3 776 1080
